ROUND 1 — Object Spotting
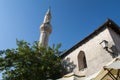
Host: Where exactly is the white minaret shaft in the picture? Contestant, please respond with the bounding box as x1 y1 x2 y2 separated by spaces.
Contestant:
39 8 52 47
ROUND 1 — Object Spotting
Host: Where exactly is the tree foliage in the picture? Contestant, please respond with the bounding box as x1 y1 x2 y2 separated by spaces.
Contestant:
0 40 65 80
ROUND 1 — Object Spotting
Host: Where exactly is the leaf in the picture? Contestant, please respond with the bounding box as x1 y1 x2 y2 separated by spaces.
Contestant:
0 40 66 80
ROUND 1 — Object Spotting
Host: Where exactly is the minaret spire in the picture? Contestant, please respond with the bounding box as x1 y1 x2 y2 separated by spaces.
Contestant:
39 8 52 47
43 7 51 23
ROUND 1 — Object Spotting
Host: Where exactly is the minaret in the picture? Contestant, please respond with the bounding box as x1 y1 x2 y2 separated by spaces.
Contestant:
39 8 52 47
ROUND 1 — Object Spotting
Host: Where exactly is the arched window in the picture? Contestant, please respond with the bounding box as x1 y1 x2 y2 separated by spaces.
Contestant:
78 51 87 70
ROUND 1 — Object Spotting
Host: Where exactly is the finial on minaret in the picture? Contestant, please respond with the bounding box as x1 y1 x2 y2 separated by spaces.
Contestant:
47 6 51 14
39 8 52 48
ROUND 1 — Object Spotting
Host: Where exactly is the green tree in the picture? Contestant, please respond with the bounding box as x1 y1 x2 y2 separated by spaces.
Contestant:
0 40 66 80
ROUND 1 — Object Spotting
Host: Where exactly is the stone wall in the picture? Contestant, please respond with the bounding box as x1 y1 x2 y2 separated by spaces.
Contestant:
63 27 117 77
109 28 120 55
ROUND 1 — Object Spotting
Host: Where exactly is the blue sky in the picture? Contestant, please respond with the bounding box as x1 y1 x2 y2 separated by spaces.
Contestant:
0 0 120 51
0 0 120 79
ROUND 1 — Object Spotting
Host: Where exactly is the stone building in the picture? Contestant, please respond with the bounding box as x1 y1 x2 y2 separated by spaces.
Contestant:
60 19 120 77
39 9 120 79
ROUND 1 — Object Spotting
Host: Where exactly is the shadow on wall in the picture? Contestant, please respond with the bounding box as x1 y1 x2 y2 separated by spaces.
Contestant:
108 27 120 58
109 45 119 58
62 58 76 73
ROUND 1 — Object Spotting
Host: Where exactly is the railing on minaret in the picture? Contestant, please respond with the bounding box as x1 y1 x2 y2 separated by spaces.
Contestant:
39 8 52 48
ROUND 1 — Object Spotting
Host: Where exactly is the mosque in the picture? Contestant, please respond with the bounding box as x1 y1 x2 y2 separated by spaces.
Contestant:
39 9 120 79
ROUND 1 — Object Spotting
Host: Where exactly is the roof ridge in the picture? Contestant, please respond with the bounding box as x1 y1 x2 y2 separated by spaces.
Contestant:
60 19 120 58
